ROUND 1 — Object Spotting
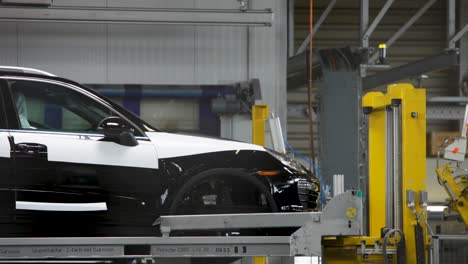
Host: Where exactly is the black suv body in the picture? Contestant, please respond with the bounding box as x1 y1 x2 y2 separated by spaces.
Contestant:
0 67 319 237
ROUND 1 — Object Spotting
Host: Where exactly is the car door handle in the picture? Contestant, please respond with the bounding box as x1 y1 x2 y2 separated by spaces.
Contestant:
15 143 47 155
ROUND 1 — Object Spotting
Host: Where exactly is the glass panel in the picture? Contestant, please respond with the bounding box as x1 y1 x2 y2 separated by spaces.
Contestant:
9 79 116 133
0 83 6 129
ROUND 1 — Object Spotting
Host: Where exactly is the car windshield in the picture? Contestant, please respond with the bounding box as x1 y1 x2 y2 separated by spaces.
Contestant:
78 83 162 133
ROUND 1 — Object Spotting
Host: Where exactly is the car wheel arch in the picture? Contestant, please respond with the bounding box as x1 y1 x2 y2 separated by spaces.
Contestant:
166 168 278 214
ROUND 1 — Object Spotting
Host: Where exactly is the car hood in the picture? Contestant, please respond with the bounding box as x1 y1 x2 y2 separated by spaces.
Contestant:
145 132 265 159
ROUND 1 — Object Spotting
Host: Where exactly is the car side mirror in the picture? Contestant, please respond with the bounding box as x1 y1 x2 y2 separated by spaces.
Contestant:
97 116 139 147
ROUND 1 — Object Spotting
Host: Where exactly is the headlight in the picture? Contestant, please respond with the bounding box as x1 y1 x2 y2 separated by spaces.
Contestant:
266 149 308 174
297 179 319 210
297 179 314 190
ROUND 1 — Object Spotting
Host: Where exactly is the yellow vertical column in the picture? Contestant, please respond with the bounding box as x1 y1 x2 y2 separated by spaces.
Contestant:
252 104 269 146
252 104 269 264
363 91 387 238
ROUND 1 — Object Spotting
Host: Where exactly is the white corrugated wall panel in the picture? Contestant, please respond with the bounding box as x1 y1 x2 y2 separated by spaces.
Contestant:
196 0 238 9
195 26 248 84
250 0 288 127
0 23 18 65
0 0 287 141
17 23 107 83
107 25 196 84
250 26 277 107
109 0 194 8
52 0 107 7
53 0 194 8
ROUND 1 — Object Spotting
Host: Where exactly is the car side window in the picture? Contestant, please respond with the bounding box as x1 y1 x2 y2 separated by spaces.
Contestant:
8 79 117 133
0 81 7 129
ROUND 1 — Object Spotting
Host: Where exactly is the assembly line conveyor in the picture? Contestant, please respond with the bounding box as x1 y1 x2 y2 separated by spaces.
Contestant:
0 191 362 261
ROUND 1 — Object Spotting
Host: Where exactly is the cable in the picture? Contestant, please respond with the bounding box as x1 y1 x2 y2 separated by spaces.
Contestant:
382 228 405 264
285 141 325 207
307 0 316 170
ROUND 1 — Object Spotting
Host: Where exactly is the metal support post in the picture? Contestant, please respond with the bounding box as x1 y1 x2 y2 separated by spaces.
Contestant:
360 0 370 82
318 47 361 193
360 0 369 48
448 0 456 48
296 0 337 55
450 24 468 46
357 66 369 235
432 236 440 264
460 0 468 139
288 0 295 57
362 0 394 44
385 106 394 228
369 0 438 63
392 100 402 230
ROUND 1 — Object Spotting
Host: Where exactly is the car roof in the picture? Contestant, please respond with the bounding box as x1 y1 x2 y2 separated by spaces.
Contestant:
0 66 89 90
0 66 56 77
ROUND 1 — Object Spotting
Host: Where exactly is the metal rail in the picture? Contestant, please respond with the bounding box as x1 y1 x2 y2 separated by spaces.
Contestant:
0 6 273 26
160 212 320 236
432 235 468 264
392 100 402 230
0 236 291 259
0 191 362 261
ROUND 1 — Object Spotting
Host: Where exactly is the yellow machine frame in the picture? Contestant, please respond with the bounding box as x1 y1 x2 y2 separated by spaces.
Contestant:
324 83 430 263
365 83 428 242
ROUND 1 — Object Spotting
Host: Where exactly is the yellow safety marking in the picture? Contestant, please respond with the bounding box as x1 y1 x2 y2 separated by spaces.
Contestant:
252 104 269 146
346 207 357 218
253 256 267 264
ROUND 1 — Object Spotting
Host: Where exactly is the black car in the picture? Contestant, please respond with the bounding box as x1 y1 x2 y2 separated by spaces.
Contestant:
0 66 319 237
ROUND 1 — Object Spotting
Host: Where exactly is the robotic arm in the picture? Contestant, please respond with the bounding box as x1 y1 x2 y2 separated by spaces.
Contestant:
435 104 468 227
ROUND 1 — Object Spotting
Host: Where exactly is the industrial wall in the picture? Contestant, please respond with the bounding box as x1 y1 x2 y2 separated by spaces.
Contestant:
288 0 455 156
0 0 288 140
288 0 463 204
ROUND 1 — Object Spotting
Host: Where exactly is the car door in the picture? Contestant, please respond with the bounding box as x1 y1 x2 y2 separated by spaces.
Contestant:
0 80 15 226
3 77 160 229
